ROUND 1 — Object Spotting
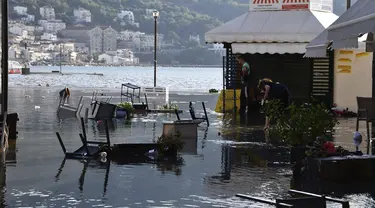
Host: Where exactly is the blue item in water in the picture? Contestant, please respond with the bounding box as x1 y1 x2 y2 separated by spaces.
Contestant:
116 109 127 118
353 131 362 151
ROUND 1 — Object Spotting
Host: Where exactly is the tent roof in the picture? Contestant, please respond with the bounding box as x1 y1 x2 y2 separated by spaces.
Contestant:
205 10 338 44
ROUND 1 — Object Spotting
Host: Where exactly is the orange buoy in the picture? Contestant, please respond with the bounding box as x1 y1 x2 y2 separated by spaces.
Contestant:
15 69 21 74
9 69 14 74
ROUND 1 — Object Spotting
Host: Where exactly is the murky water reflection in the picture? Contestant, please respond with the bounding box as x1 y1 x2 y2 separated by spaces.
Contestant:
1 87 373 207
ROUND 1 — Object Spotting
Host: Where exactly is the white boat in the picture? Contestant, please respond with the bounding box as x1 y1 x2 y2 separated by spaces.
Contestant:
8 61 23 74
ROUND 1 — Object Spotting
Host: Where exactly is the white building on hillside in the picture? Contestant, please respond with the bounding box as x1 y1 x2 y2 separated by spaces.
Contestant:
40 6 55 20
22 15 35 23
133 33 164 51
39 20 66 33
74 8 92 23
14 6 28 15
41 33 57 41
103 27 118 52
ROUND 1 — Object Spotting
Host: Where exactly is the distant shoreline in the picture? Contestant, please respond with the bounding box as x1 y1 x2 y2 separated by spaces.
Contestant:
30 63 222 68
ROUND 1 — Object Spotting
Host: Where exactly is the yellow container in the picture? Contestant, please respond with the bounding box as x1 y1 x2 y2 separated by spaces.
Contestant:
215 89 241 113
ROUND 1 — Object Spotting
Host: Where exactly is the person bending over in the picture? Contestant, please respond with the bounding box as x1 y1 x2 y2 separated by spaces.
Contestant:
258 78 290 130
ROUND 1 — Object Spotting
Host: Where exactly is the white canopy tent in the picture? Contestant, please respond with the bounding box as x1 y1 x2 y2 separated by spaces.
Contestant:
205 10 338 54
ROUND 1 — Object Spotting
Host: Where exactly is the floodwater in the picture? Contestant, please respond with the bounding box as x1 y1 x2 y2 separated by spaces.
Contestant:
8 66 222 92
6 86 291 208
0 66 374 207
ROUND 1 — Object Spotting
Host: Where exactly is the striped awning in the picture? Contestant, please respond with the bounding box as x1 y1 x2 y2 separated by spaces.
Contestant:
304 30 330 58
232 43 307 54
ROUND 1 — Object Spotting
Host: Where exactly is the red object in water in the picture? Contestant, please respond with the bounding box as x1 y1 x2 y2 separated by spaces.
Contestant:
323 141 336 153
332 109 344 115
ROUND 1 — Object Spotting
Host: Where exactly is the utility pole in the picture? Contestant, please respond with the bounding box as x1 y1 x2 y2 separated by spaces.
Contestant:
59 44 63 74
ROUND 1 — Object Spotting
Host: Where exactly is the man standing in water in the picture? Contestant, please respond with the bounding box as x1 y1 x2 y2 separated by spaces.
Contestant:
237 55 251 114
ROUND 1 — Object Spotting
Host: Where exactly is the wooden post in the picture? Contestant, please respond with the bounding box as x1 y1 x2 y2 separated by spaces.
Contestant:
372 42 375 154
1 0 9 114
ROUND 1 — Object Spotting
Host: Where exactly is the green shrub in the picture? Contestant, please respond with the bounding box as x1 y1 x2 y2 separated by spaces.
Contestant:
117 102 135 116
155 132 185 156
209 89 219 93
269 101 339 147
159 103 179 110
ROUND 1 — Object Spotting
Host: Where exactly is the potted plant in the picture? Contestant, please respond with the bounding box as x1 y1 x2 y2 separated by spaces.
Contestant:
159 103 179 110
209 89 219 93
116 102 134 119
267 100 339 163
155 131 185 158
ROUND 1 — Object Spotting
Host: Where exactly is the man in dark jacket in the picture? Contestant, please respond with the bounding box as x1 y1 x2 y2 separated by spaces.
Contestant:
237 55 251 114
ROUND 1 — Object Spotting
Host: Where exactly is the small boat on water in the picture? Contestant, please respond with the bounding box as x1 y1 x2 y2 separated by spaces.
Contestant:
8 61 24 75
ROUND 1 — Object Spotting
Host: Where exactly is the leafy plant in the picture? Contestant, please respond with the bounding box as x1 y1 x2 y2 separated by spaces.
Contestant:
117 102 134 114
263 99 285 122
155 131 185 156
159 103 179 110
117 102 135 120
209 89 219 93
269 101 339 147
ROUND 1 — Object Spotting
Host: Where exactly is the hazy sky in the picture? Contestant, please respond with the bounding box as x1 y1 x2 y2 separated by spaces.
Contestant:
333 0 358 15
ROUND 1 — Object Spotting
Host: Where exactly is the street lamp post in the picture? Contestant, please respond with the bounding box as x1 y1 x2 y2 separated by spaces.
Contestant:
152 11 159 87
59 43 64 74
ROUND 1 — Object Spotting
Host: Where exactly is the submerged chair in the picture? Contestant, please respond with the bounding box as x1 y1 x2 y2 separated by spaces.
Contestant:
56 117 111 159
57 88 84 118
356 97 373 154
175 102 209 126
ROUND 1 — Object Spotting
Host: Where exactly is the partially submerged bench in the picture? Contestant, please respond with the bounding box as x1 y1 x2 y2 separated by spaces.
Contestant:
236 189 350 208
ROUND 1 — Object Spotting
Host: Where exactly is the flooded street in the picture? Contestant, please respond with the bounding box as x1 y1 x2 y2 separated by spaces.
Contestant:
1 86 374 207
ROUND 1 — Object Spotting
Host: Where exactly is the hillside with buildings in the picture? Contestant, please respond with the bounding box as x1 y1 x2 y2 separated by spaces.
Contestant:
5 0 350 66
5 0 247 66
